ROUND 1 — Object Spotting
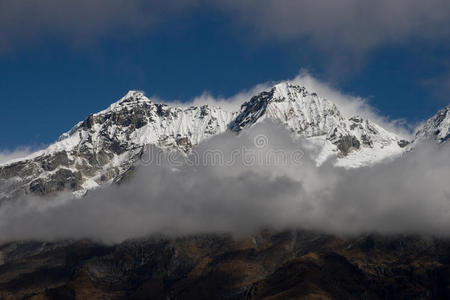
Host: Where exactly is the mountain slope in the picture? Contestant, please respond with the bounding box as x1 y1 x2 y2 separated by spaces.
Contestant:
231 83 406 167
1 231 450 299
413 105 450 145
0 84 409 200
0 91 236 200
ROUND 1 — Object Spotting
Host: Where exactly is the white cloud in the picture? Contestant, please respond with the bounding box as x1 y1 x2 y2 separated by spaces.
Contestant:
152 81 272 112
0 148 33 165
0 124 448 243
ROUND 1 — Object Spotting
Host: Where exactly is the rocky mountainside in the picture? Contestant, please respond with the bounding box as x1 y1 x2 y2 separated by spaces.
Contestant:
0 91 237 200
230 83 407 167
412 104 450 145
1 231 450 299
0 87 450 299
1 82 445 201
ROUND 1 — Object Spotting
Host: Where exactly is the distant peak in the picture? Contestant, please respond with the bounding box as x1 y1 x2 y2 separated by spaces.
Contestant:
118 90 147 103
271 82 321 100
273 81 304 91
97 90 152 115
413 103 450 144
272 81 290 90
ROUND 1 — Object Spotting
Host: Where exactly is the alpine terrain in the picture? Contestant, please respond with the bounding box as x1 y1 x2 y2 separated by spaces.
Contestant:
0 82 411 201
0 83 449 299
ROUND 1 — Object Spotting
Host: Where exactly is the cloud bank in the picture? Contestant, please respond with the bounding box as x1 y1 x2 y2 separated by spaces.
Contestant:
3 0 449 87
216 0 450 59
0 123 449 243
0 0 199 51
2 0 449 57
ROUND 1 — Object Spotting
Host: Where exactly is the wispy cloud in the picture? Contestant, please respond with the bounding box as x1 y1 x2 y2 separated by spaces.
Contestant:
0 147 34 165
152 81 273 111
290 71 413 137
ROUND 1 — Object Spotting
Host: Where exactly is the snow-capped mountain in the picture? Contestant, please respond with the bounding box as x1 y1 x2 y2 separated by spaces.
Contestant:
412 105 450 145
0 82 425 200
231 83 406 167
0 91 237 200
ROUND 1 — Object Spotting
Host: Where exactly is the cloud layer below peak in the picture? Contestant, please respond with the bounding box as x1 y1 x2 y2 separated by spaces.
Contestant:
0 124 449 243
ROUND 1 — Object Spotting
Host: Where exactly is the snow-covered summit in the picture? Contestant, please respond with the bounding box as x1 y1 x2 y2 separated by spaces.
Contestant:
413 105 450 145
231 83 345 137
0 83 419 199
0 91 237 200
231 82 406 167
58 90 236 152
96 90 150 115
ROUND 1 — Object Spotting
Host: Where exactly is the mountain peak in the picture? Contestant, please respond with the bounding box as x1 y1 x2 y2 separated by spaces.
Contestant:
272 82 310 98
99 90 151 115
1 86 429 200
414 104 450 144
230 82 343 136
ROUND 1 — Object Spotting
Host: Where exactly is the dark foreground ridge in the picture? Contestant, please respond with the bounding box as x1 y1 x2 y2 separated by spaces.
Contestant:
1 231 450 299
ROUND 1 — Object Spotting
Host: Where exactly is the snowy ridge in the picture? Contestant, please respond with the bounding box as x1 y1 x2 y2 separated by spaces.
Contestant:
57 90 237 153
231 83 346 137
0 83 429 200
0 91 237 200
413 105 450 145
231 83 406 167
334 117 406 167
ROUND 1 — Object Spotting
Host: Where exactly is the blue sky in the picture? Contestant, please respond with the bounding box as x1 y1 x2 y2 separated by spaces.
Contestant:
1 0 449 149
